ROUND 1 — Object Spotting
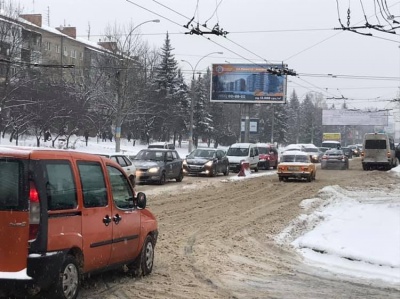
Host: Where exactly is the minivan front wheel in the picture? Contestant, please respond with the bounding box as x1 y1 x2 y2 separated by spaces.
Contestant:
46 255 80 299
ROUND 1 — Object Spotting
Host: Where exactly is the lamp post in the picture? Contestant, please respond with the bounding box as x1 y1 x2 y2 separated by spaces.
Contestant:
114 19 160 152
181 51 223 153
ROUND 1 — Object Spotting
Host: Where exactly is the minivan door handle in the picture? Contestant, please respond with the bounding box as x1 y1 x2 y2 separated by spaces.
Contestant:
113 214 122 224
103 215 112 226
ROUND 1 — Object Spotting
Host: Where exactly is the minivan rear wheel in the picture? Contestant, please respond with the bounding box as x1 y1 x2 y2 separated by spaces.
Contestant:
45 255 80 299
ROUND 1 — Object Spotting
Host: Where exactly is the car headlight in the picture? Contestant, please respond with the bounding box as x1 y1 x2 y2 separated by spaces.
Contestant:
183 160 187 166
148 167 160 173
205 161 213 167
312 155 318 159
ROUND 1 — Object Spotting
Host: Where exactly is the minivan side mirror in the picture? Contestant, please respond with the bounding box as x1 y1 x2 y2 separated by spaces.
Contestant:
136 192 147 209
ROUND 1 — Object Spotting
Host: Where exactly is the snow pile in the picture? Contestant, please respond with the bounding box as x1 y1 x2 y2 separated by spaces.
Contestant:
276 185 400 284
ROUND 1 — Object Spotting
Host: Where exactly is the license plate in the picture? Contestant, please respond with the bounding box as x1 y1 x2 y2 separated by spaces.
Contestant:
288 166 299 171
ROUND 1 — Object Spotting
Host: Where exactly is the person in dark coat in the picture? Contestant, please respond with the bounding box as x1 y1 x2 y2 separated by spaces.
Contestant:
84 130 89 146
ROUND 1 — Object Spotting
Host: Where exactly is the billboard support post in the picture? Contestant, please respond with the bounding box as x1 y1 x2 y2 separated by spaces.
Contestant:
244 104 250 143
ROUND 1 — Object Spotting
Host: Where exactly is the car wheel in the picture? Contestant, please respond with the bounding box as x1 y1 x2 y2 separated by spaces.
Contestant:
176 170 183 182
129 175 136 188
158 172 166 185
307 175 312 182
272 163 277 170
128 235 155 277
278 176 283 181
223 164 229 176
254 166 259 172
282 177 288 182
45 255 80 299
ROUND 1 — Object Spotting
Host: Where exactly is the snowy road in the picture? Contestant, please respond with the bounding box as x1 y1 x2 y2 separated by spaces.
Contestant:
74 158 399 299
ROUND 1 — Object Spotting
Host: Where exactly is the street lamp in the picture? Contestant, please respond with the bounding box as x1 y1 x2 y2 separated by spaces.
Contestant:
114 19 160 152
181 51 223 153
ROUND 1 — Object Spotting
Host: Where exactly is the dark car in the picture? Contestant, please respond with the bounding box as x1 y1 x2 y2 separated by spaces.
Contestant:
348 144 361 157
341 147 353 159
183 148 229 176
321 149 349 170
132 149 183 185
256 143 279 170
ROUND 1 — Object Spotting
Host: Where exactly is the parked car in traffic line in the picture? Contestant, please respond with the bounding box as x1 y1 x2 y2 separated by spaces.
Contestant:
132 148 183 184
347 144 361 157
97 153 137 187
277 150 316 182
256 143 278 170
302 146 322 163
183 148 229 176
321 149 349 170
148 142 175 149
340 147 353 159
226 143 259 173
0 147 158 299
361 133 398 170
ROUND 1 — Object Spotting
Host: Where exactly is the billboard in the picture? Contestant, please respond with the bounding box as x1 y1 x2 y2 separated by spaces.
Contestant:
211 63 287 104
322 109 388 126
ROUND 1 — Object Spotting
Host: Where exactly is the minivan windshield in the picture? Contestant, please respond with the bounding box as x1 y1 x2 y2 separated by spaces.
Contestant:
227 148 249 156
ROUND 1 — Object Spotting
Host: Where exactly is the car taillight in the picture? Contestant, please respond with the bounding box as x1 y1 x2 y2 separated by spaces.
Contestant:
301 166 308 171
29 181 40 241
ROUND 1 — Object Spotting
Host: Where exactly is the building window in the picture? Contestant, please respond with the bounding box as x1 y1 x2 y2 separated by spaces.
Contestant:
55 44 60 53
63 46 67 56
79 52 83 60
71 49 76 58
44 41 51 51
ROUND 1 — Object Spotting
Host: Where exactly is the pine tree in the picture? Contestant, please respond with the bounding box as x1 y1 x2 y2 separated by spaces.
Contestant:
193 71 213 147
287 90 301 143
151 33 181 142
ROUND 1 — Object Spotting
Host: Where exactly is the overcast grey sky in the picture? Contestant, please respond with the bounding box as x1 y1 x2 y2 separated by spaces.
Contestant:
19 0 400 110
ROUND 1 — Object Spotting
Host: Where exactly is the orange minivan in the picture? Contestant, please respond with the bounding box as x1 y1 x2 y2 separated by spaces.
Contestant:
0 147 158 299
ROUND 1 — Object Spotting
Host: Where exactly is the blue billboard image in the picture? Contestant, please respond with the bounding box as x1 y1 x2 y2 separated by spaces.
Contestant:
211 63 287 104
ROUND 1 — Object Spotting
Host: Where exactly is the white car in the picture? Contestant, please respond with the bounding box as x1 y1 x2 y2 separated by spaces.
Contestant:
98 153 137 187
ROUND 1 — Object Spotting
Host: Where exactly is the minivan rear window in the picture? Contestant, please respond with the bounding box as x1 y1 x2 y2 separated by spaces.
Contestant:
365 140 386 150
0 160 23 210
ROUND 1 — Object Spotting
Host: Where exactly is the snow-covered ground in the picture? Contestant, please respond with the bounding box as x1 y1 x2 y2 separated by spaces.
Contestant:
1 134 399 285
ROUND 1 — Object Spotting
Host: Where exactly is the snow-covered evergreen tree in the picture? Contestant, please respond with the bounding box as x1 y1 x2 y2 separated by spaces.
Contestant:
286 90 301 144
193 71 213 147
151 33 181 142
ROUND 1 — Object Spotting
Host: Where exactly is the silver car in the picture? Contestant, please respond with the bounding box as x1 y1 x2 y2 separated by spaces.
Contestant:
99 153 137 187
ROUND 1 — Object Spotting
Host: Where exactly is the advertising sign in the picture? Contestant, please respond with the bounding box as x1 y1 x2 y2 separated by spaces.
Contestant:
322 109 388 126
241 118 259 133
211 63 287 104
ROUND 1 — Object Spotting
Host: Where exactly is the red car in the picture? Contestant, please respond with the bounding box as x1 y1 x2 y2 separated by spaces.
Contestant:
257 143 279 170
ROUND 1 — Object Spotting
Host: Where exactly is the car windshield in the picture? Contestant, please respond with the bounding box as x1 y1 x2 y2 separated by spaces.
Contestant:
227 147 249 156
280 155 309 163
326 150 343 156
304 148 318 153
188 149 215 158
135 150 165 161
257 147 270 154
